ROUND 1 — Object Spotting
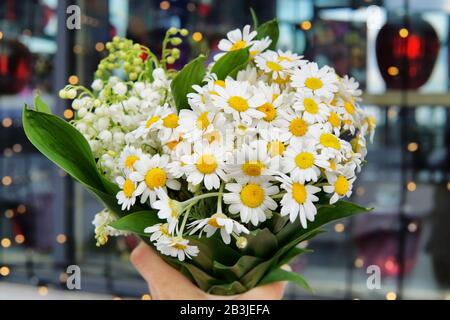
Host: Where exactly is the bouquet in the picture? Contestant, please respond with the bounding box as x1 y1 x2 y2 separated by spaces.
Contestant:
23 18 375 295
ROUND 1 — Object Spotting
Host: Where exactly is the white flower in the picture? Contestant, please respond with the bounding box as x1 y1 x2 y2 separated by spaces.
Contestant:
279 109 321 143
338 75 362 101
144 223 171 242
255 50 294 81
223 182 279 226
323 167 356 204
276 50 306 67
113 82 128 96
188 213 249 244
213 78 265 125
118 145 144 173
155 236 199 261
291 62 338 101
259 128 291 158
215 25 257 60
130 154 181 204
151 188 182 233
252 82 286 130
249 37 272 57
226 142 278 184
133 104 171 139
92 209 126 246
282 139 329 183
181 142 228 190
91 79 103 91
115 176 139 210
293 91 330 124
279 175 321 228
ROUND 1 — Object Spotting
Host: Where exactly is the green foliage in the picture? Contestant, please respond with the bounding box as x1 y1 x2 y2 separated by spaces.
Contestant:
256 19 279 50
211 48 249 80
171 55 206 110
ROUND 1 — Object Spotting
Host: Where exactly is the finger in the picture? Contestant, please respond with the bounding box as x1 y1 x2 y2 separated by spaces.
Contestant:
130 242 204 299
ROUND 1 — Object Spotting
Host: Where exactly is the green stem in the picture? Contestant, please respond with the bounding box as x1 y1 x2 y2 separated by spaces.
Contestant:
181 192 222 206
178 206 191 236
271 193 286 199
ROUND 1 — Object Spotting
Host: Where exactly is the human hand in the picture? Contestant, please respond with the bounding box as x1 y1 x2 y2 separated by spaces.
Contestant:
131 242 287 300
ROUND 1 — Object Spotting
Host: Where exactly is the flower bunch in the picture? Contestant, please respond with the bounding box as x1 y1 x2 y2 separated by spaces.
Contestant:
59 24 375 259
25 18 373 293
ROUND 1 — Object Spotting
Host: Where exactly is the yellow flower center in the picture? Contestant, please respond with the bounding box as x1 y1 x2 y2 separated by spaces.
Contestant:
240 184 265 208
196 154 217 174
278 55 294 62
334 176 349 196
274 75 290 85
228 96 249 112
289 118 308 137
257 103 277 121
350 138 361 153
328 112 340 128
159 225 170 236
196 112 210 130
169 199 179 218
123 179 135 198
320 133 341 150
173 243 187 250
124 155 139 170
344 101 355 114
242 161 265 177
163 114 179 128
304 98 318 114
230 40 247 51
305 77 323 90
214 80 225 87
272 93 280 102
145 116 160 128
266 61 283 72
204 130 221 144
145 168 167 189
295 152 315 169
292 183 307 204
329 160 337 171
268 141 286 157
167 140 180 150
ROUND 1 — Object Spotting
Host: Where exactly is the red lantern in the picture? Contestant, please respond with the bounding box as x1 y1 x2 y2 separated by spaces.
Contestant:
376 16 439 89
0 39 31 94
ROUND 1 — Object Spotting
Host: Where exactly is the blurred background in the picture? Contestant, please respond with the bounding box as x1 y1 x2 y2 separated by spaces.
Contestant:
1 0 450 300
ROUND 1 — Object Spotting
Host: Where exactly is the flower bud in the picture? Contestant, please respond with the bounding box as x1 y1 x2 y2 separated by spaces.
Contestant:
180 28 189 36
166 56 175 64
168 27 177 35
67 88 77 99
58 89 67 99
170 37 182 46
236 237 248 249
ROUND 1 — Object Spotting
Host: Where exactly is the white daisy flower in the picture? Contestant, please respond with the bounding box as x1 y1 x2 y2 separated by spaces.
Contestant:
214 25 257 60
188 213 249 244
322 110 343 136
255 50 294 81
249 37 272 57
151 189 183 233
132 104 172 139
223 182 279 226
259 128 291 158
276 50 306 67
115 176 139 211
213 78 265 125
338 75 362 101
253 82 287 130
279 174 321 228
118 146 144 173
293 91 330 124
155 236 199 261
144 223 171 242
282 139 329 183
279 109 321 143
130 154 181 204
291 62 338 101
236 65 259 84
181 142 228 190
226 142 278 184
323 167 356 204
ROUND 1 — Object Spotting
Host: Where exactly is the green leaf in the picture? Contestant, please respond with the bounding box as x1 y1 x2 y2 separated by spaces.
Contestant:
109 210 161 235
259 268 313 293
243 228 278 258
278 246 312 266
250 7 259 28
34 93 52 114
23 108 104 191
213 255 263 281
256 19 279 50
208 281 247 295
171 55 206 110
211 48 249 80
